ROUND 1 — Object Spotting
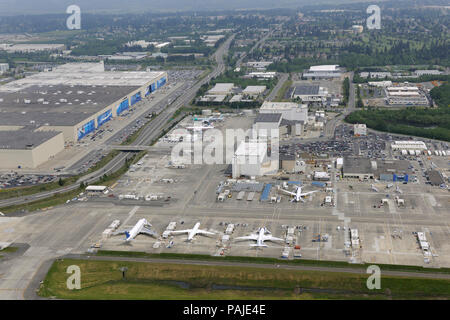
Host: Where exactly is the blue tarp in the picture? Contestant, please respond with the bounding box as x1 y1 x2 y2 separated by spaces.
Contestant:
260 184 272 201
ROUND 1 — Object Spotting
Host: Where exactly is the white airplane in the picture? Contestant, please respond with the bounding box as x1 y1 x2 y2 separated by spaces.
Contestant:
185 124 214 131
235 227 284 248
113 218 158 242
170 222 215 241
193 115 224 122
281 185 318 203
371 184 379 192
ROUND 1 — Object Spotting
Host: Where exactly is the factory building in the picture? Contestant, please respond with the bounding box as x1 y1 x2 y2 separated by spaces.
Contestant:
391 141 427 151
291 85 328 104
231 141 278 178
246 61 273 71
260 102 308 123
342 157 411 181
254 112 304 139
303 65 342 79
0 43 65 53
0 62 167 168
0 63 9 75
242 85 266 97
0 130 64 168
207 83 234 95
385 86 429 106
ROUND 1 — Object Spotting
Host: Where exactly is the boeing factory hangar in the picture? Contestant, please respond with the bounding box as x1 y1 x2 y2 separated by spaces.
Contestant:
0 62 167 168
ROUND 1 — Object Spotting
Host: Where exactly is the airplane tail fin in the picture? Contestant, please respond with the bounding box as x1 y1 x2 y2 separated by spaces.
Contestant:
125 231 130 240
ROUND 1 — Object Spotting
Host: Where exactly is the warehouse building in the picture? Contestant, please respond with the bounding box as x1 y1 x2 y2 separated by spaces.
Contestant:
242 85 266 97
303 65 342 79
291 85 328 104
342 157 411 180
385 86 429 106
0 62 167 168
231 141 278 178
0 129 64 168
260 102 308 123
207 83 234 95
391 141 427 151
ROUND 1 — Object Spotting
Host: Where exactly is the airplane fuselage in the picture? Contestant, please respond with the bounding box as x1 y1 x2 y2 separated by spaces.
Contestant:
188 222 201 241
126 218 147 241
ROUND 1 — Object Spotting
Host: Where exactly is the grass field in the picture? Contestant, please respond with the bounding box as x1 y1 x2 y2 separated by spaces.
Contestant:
38 259 450 300
96 250 450 275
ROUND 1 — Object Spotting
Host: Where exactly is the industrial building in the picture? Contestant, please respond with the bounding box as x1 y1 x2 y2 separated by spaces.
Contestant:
0 62 167 168
259 102 308 123
342 157 411 181
207 83 234 95
242 85 266 97
385 86 429 106
291 85 328 104
0 63 9 75
246 61 273 71
253 113 303 138
391 141 427 151
1 44 65 53
231 141 278 178
303 65 342 79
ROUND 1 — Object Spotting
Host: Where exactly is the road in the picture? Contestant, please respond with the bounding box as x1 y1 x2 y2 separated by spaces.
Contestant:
267 73 289 101
0 35 234 210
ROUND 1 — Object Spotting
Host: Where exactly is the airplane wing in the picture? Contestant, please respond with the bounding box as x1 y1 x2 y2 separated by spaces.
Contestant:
170 229 191 234
112 230 127 236
300 190 318 196
280 189 296 196
139 226 158 237
196 230 215 236
235 234 259 241
263 235 284 242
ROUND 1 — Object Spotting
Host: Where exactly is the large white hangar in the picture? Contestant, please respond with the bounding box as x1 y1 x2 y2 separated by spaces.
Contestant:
0 62 168 168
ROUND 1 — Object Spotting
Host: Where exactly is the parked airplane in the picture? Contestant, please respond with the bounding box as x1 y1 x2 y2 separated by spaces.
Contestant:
193 115 224 122
113 218 158 242
235 227 283 248
280 185 318 202
170 222 215 241
185 124 214 131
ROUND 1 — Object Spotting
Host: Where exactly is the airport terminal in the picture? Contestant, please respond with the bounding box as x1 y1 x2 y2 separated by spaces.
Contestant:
0 62 167 168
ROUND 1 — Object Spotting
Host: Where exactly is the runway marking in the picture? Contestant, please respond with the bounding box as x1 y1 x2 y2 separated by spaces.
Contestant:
122 206 140 226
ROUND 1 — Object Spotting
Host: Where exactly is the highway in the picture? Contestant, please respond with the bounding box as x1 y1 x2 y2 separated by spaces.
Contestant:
267 73 289 101
0 35 234 210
